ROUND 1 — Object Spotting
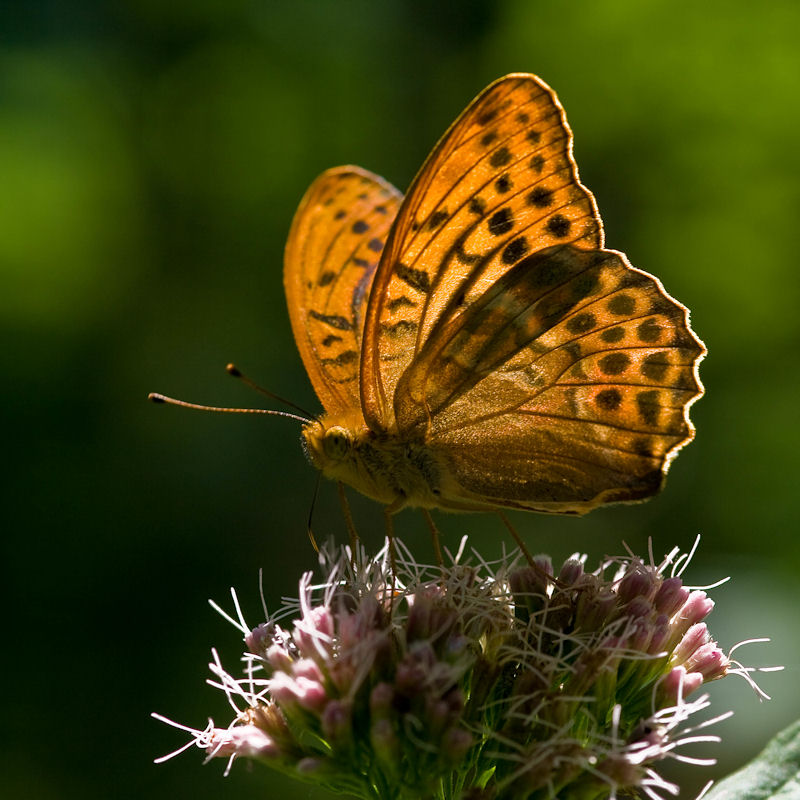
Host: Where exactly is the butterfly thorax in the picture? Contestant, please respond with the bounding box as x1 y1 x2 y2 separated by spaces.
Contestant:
301 414 443 509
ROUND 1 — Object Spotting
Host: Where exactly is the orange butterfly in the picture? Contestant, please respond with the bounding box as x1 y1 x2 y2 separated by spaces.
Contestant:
284 73 704 518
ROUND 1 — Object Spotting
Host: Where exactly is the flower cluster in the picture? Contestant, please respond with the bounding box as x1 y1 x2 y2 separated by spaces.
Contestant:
156 538 755 800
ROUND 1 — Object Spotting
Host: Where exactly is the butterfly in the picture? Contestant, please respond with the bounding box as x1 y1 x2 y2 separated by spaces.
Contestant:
284 73 705 517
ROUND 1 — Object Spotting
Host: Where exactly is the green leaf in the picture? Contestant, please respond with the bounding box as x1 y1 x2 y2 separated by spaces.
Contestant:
705 719 800 799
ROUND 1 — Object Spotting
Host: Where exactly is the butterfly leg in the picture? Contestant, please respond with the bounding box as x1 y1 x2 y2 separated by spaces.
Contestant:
305 472 321 553
383 504 399 597
421 508 444 568
382 494 410 593
498 511 536 567
306 524 319 553
336 481 359 563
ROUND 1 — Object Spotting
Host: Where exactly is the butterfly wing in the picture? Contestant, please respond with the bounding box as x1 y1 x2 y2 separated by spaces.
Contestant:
396 244 705 513
284 166 402 416
361 73 602 430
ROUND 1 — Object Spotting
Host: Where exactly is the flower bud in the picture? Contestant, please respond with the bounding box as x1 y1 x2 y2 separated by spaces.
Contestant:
245 622 274 659
321 699 353 750
206 724 279 761
653 577 689 616
441 727 472 764
558 558 584 586
659 665 704 702
266 642 294 673
685 642 729 681
621 595 654 620
293 606 334 661
618 564 655 603
370 718 399 765
674 591 715 637
576 587 617 631
509 566 548 619
370 682 395 718
673 622 709 661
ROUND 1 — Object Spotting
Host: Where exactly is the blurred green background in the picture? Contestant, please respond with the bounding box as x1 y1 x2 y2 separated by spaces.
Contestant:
3 1 798 797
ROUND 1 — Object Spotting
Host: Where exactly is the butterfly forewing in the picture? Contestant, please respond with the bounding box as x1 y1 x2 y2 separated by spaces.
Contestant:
284 167 402 416
361 74 603 430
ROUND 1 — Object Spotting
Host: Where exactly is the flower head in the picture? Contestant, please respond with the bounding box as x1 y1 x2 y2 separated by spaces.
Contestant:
155 537 766 799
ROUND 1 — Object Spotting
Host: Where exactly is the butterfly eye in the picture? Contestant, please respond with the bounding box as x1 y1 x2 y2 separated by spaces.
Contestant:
323 427 352 460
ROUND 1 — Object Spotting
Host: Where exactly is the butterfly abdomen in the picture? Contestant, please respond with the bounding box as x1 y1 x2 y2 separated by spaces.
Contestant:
301 416 443 509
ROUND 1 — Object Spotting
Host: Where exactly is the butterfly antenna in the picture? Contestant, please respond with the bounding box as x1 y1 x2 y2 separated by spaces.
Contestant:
148 393 309 424
226 363 314 419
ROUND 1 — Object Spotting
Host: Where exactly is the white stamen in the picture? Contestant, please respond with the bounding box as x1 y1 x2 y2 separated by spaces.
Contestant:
208 594 249 636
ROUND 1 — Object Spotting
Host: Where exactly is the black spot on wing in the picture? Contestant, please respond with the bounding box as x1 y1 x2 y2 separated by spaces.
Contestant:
637 318 662 343
596 388 622 411
488 208 514 236
570 270 600 300
599 352 631 376
546 214 571 238
395 262 431 294
309 310 353 331
527 186 554 208
608 294 636 316
351 261 378 318
426 209 449 230
566 312 596 334
641 353 669 381
387 295 416 312
601 326 625 343
518 252 571 289
477 106 498 125
489 146 513 168
454 232 481 265
636 390 660 426
380 319 418 338
469 197 486 216
501 237 529 265
321 350 359 367
495 174 513 194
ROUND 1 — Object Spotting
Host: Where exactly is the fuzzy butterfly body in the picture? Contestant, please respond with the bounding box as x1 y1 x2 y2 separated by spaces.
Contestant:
284 73 705 515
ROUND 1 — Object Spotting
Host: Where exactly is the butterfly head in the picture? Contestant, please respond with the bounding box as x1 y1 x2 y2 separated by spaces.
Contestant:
300 418 358 472
300 415 396 502
321 425 353 461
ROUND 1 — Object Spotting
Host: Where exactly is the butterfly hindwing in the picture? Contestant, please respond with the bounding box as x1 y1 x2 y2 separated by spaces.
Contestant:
361 73 603 430
284 166 402 417
393 244 704 512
